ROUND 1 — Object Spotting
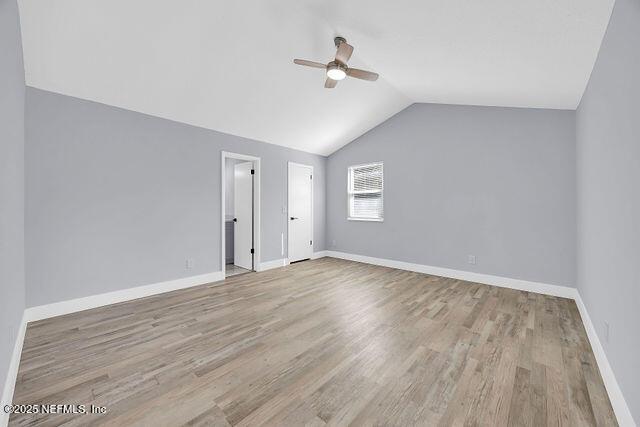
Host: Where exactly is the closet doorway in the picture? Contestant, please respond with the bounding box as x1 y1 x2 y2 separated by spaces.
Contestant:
221 152 261 277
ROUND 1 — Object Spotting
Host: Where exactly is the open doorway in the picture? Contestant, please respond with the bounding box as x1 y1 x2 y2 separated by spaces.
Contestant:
221 152 261 278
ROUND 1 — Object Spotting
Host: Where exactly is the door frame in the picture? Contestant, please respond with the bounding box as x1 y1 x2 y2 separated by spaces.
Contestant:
287 161 314 264
221 151 261 274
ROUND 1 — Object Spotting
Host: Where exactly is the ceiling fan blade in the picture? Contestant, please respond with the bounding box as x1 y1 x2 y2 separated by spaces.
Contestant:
325 77 338 89
346 68 379 81
335 42 354 64
293 59 327 69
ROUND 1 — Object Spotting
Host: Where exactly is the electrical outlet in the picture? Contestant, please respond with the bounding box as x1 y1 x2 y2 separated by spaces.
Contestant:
468 255 476 265
604 321 610 343
185 258 194 269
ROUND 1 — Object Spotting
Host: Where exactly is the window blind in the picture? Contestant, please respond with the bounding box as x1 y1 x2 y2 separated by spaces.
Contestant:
348 162 383 221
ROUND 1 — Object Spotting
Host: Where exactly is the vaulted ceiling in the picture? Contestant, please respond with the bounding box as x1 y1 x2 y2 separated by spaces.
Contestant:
18 0 614 155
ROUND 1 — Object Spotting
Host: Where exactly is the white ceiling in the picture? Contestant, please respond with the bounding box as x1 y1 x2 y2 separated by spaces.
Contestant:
18 0 613 156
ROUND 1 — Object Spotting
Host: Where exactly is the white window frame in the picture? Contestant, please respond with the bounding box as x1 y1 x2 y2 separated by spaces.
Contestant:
347 162 384 222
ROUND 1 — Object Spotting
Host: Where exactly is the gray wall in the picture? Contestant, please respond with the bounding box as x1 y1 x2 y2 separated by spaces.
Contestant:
327 103 576 287
26 88 326 307
576 0 640 420
0 0 26 403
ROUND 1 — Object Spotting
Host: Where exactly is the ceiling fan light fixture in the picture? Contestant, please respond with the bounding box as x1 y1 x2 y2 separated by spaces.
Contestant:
327 65 346 81
293 38 378 88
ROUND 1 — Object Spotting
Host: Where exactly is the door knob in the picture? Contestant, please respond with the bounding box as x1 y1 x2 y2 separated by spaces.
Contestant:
290 217 298 220
233 218 237 222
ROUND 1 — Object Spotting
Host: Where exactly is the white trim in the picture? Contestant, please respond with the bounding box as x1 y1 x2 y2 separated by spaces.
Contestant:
284 251 327 265
574 294 637 426
2 251 633 426
346 161 385 170
257 258 288 272
311 251 328 259
324 250 635 426
288 161 314 168
1 312 27 425
25 271 224 323
287 162 314 262
347 217 384 222
326 251 576 298
221 151 261 276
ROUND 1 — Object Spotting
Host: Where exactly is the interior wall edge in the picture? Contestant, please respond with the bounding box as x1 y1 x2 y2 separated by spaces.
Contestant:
0 0 27 421
0 312 27 427
574 0 640 420
574 293 637 426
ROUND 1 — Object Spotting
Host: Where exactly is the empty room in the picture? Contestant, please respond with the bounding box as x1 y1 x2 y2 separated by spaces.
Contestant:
1 0 638 425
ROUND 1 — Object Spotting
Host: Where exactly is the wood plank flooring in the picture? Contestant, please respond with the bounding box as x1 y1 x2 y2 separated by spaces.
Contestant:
10 258 616 426
225 264 252 278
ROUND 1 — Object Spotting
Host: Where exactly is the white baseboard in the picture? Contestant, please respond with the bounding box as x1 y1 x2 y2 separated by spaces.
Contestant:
258 258 287 272
574 294 636 426
326 251 576 299
2 271 224 425
266 252 327 269
325 250 634 426
25 271 224 323
4 253 634 426
311 251 328 259
1 312 27 425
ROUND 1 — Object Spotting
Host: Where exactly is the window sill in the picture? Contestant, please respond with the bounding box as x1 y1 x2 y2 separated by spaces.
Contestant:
348 217 384 222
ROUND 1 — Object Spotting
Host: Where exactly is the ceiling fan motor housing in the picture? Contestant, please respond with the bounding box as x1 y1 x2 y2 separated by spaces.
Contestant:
334 36 347 48
327 61 347 72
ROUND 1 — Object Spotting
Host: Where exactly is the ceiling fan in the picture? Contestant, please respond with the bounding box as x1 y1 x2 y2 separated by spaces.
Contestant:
294 37 379 88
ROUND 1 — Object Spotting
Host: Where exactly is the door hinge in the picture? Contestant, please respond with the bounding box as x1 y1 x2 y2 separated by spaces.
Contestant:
310 240 313 245
310 174 312 180
251 169 255 175
250 248 254 254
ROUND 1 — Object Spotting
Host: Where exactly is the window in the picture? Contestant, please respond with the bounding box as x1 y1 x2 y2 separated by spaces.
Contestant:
348 162 383 221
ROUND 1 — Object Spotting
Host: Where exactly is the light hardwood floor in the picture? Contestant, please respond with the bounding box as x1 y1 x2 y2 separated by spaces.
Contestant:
225 264 252 278
10 258 616 426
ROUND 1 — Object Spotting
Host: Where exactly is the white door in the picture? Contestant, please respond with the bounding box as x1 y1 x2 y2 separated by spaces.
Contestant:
234 161 253 270
288 163 313 262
